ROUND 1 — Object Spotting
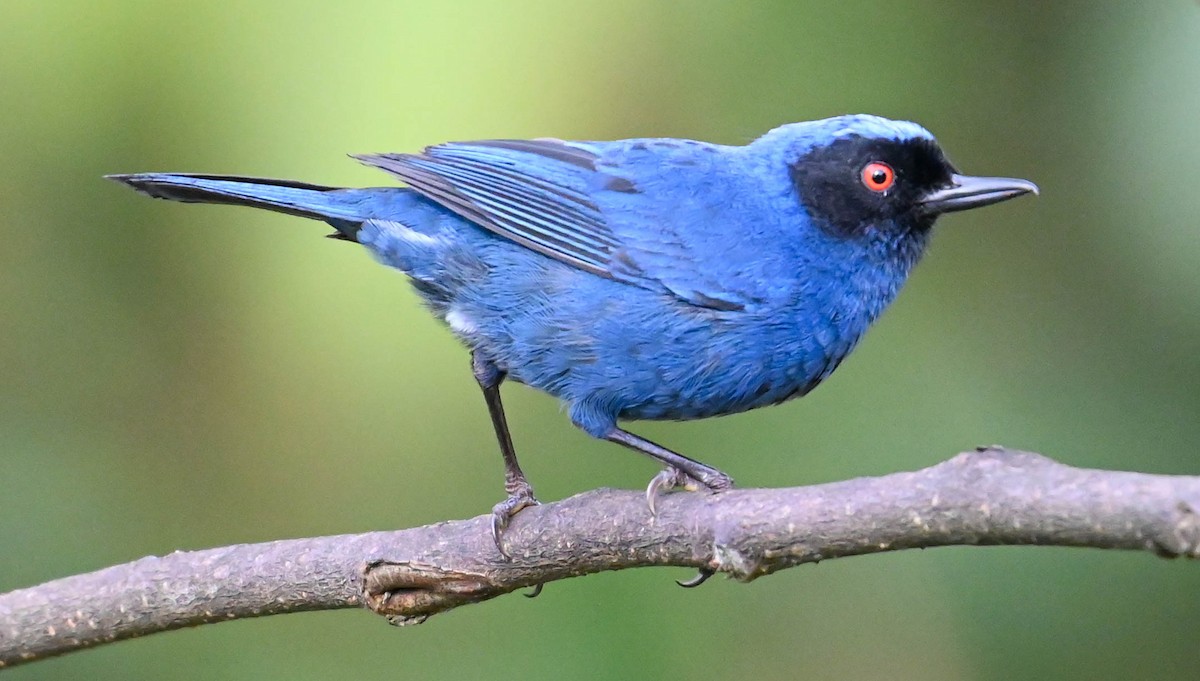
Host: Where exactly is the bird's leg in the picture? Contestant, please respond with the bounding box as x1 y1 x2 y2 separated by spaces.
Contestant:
602 427 734 515
472 352 539 556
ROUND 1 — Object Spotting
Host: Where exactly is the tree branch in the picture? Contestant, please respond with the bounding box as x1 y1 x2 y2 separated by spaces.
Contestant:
2 447 1198 668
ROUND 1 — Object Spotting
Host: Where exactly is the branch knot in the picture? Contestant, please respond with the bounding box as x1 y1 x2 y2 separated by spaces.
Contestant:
362 560 504 625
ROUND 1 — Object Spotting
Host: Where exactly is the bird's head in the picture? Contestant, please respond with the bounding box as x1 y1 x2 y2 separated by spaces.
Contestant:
763 115 1037 243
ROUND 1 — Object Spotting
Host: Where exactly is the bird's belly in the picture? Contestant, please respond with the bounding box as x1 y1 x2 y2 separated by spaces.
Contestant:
607 327 853 422
464 282 858 421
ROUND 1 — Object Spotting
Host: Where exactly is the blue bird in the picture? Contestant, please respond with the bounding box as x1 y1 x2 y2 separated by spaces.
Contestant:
110 115 1036 554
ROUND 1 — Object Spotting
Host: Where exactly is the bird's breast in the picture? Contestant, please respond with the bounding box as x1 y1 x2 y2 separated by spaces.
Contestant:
608 250 918 421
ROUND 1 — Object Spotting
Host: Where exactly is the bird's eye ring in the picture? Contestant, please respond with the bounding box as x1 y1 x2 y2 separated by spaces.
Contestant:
860 162 895 192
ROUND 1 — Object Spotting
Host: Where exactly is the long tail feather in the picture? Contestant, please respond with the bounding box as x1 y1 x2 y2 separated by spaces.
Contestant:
106 173 362 223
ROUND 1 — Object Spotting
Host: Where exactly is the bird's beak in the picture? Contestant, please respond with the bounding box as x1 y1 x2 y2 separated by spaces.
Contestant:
919 174 1038 215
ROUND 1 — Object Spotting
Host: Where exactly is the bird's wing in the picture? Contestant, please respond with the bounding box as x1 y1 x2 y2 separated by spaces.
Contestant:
357 138 773 311
355 139 628 280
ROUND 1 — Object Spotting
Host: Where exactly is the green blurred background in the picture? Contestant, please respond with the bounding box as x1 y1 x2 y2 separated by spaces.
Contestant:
2 1 1198 679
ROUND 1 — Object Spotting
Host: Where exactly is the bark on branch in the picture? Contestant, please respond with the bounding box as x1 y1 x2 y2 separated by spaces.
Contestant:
2 447 1198 668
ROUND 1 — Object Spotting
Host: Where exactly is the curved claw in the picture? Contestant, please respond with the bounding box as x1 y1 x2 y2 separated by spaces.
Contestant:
491 486 540 558
645 467 690 516
524 583 545 599
490 514 511 558
676 567 715 588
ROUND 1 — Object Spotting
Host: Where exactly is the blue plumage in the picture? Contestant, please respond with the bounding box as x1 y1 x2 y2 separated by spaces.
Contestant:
110 114 1036 552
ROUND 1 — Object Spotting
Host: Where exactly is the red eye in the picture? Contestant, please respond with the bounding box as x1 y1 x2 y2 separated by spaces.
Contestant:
861 162 895 192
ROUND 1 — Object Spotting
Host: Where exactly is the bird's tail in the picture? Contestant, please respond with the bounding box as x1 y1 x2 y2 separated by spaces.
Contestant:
106 173 367 237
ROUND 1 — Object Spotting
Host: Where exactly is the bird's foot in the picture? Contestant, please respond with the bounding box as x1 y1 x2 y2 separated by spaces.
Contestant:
491 481 540 558
645 466 733 516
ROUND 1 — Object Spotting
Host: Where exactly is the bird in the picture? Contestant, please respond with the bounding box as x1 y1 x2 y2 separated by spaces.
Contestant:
109 114 1036 558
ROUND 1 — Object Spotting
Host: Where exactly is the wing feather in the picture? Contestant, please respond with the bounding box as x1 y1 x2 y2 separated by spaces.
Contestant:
356 137 758 311
355 138 622 276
